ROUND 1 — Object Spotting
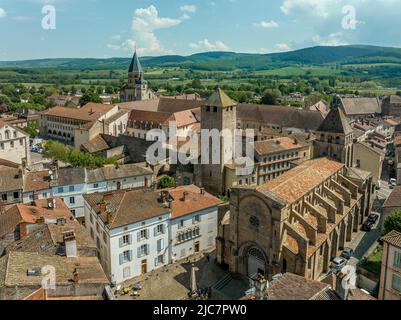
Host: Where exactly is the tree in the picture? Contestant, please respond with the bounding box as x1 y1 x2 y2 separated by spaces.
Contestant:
191 79 203 89
383 211 401 236
261 88 281 105
157 175 176 189
79 90 102 106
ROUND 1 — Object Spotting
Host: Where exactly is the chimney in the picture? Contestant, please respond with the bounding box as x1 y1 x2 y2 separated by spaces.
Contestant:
200 188 205 195
63 231 77 258
47 198 55 209
106 207 113 224
182 191 189 201
73 268 79 283
99 200 106 214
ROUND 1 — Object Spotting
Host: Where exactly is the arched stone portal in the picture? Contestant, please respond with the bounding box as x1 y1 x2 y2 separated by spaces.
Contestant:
246 246 267 278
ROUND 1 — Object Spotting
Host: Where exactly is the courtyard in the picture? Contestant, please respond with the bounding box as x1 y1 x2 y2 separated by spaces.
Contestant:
114 250 249 301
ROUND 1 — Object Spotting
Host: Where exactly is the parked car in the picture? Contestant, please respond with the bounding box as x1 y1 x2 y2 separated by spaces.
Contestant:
341 248 354 260
362 221 374 232
376 181 381 190
367 213 379 224
390 178 397 186
331 257 348 274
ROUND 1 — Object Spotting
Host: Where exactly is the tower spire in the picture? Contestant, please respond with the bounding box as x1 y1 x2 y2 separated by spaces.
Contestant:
129 49 143 74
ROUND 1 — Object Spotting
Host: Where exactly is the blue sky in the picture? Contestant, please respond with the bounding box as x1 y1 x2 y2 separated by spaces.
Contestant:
0 0 401 60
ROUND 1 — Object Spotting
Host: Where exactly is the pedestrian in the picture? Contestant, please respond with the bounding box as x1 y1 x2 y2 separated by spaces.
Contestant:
206 254 210 264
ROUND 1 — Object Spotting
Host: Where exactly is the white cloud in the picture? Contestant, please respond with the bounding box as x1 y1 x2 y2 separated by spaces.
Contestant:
180 5 197 13
189 39 230 51
312 32 348 46
253 20 279 28
115 5 183 56
280 0 335 18
275 43 291 51
0 8 7 18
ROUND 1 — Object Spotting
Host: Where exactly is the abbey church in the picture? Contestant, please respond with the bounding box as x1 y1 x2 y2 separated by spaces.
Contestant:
120 50 156 102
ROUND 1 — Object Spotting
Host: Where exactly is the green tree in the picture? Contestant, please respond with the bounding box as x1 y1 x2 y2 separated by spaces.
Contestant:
79 90 102 106
261 88 281 105
383 211 401 236
157 175 176 189
0 94 11 107
191 79 203 89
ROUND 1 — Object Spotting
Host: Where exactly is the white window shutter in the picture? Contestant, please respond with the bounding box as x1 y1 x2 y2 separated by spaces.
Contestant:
146 244 149 255
119 237 123 248
129 250 133 261
160 239 164 251
154 226 157 237
119 253 123 265
154 257 158 267
128 234 132 245
137 247 141 258
137 231 141 242
146 229 149 239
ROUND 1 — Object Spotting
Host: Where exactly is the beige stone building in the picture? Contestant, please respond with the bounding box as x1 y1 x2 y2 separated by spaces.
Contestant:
254 137 312 185
39 103 127 149
353 141 385 183
314 108 354 167
0 120 30 166
217 157 374 281
379 230 401 300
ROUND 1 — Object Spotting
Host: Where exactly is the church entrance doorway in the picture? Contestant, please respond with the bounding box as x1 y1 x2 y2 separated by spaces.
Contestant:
247 247 266 278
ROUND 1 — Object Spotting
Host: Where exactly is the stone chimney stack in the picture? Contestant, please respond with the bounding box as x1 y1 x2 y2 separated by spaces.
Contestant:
73 268 79 283
182 191 189 201
63 231 77 258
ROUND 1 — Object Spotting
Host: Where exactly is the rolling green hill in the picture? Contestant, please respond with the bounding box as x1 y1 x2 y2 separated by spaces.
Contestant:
2 45 401 71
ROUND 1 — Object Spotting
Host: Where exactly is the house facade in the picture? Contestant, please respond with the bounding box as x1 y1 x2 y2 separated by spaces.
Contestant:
83 185 221 284
0 120 30 166
379 230 401 300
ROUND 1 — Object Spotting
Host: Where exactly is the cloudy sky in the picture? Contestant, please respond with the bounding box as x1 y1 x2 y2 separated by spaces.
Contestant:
0 0 401 60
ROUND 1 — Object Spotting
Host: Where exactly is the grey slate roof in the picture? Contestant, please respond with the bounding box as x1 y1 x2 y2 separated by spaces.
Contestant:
128 50 143 73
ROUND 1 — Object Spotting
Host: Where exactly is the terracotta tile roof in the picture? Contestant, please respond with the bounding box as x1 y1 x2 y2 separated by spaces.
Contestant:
383 187 401 209
0 166 23 193
264 273 332 300
119 97 203 114
54 167 86 186
166 109 198 127
381 230 401 248
81 134 110 153
308 100 330 117
40 103 115 122
129 110 171 124
24 170 51 193
254 137 305 156
0 199 73 238
83 189 169 229
168 185 222 219
257 158 345 204
84 185 221 228
2 251 109 287
86 163 153 183
340 97 381 116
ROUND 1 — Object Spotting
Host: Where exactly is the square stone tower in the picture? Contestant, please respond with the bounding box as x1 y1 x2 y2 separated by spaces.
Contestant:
314 107 355 167
200 88 237 195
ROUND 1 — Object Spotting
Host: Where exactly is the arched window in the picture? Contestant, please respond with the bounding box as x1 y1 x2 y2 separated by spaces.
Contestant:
5 130 10 140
